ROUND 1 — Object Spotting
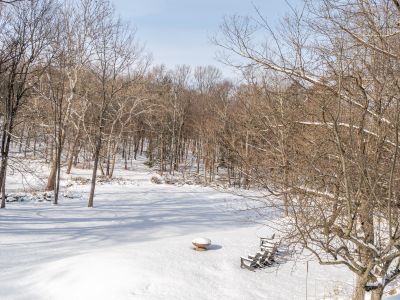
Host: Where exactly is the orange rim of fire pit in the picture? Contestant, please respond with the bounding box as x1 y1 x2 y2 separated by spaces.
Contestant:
193 244 208 251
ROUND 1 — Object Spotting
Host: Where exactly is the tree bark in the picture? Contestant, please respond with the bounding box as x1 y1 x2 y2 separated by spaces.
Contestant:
46 130 65 193
0 170 5 209
0 119 14 208
353 276 366 300
371 286 384 300
110 155 116 178
46 159 57 191
66 133 80 174
88 133 102 208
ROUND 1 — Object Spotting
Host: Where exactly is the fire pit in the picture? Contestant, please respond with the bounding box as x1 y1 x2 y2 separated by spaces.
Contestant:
192 237 211 251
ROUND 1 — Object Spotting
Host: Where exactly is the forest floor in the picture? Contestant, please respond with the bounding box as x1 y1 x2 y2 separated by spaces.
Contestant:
0 157 395 299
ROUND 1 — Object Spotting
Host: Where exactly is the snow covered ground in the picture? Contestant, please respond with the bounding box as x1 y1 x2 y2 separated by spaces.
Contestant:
0 158 386 299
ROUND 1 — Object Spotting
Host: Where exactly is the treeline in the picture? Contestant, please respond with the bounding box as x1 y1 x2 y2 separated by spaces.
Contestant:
11 62 255 189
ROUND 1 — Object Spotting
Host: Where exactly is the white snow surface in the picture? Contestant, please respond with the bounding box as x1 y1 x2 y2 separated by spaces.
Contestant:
192 237 211 245
0 158 382 299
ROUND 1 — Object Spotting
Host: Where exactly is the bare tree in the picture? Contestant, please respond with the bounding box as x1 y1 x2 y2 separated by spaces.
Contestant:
216 1 400 299
82 0 147 207
36 0 93 204
0 0 54 208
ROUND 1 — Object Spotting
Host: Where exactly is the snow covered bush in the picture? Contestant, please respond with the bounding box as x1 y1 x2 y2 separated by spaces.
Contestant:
150 175 163 184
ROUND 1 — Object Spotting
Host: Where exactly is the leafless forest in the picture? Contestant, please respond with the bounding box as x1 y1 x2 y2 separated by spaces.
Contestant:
1 0 400 299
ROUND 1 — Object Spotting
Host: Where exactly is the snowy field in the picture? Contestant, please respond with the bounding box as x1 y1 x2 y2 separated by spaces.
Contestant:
0 158 380 300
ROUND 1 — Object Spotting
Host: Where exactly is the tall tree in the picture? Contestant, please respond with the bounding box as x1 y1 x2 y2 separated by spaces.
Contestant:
83 0 147 207
0 0 54 208
216 1 400 299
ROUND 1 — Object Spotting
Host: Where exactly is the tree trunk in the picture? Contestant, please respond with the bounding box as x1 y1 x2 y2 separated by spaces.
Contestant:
33 132 37 158
53 147 61 205
88 133 102 208
0 170 5 209
160 134 164 175
99 159 105 176
106 153 110 177
87 95 107 208
140 135 144 155
128 137 132 160
74 143 81 167
46 130 65 193
18 124 24 153
66 134 79 174
196 141 200 174
371 286 384 300
24 127 31 158
109 153 116 178
148 137 153 165
353 276 366 300
134 135 139 160
45 136 49 163
0 155 8 209
46 159 57 191
49 139 54 163
124 140 128 170
0 117 15 208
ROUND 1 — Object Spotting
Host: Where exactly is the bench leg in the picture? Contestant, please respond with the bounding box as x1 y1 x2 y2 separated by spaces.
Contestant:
241 259 256 271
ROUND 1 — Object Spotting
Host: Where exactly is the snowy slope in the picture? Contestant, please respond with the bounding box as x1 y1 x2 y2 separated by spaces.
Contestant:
0 159 377 299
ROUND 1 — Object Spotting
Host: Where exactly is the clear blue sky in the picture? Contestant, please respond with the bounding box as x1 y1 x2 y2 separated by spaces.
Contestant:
112 0 302 77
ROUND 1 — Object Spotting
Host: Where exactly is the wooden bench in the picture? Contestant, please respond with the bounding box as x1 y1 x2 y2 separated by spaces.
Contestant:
240 245 278 271
259 234 279 247
259 245 278 266
241 234 281 271
240 252 263 271
260 234 281 252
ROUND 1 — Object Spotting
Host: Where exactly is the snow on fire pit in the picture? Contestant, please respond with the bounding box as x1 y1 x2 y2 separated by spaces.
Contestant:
192 237 211 251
